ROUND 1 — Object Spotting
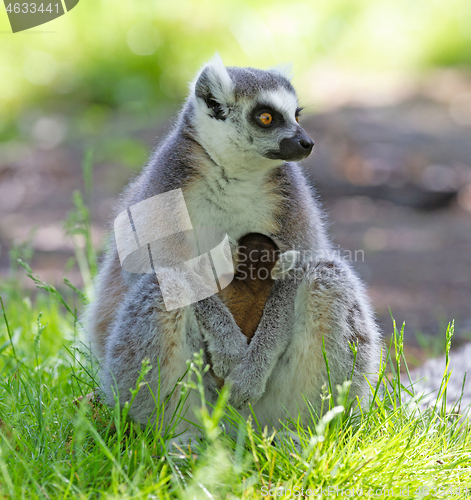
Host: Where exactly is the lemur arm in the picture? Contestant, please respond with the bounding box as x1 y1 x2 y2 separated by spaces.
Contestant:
193 276 299 409
193 295 249 380
224 277 298 408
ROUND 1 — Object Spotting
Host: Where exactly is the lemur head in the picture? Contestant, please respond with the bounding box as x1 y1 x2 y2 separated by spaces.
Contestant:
189 55 314 172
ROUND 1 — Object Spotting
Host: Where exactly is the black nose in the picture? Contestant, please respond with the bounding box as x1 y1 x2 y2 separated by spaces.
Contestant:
276 130 314 161
299 138 314 152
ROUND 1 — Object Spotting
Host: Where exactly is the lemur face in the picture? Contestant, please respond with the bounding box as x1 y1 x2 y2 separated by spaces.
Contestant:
190 55 314 172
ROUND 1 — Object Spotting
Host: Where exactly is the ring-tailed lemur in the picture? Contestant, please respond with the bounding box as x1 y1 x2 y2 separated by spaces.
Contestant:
87 56 382 438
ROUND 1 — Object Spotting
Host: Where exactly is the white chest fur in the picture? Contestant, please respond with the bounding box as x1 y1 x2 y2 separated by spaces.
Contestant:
183 166 282 241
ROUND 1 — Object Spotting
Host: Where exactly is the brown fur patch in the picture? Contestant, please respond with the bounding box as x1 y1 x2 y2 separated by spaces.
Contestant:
218 233 279 341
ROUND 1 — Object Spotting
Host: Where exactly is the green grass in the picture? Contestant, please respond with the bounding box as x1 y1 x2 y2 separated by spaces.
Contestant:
1 262 471 498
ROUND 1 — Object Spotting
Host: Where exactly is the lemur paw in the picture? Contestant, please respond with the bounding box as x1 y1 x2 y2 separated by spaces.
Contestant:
271 250 313 282
208 357 233 380
271 250 300 279
227 382 263 409
225 371 265 409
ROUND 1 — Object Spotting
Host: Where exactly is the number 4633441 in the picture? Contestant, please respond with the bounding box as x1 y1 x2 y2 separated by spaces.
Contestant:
5 3 61 14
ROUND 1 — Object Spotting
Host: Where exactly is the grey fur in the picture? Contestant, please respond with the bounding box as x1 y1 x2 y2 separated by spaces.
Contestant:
225 67 296 98
87 59 383 438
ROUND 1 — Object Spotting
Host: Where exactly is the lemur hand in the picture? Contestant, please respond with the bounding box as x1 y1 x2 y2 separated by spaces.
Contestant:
193 295 249 379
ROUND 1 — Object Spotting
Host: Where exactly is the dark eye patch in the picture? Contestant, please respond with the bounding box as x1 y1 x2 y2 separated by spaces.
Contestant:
207 97 225 120
250 103 285 129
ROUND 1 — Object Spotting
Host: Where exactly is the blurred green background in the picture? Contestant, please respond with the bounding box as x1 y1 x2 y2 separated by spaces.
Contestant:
1 0 471 357
2 0 471 137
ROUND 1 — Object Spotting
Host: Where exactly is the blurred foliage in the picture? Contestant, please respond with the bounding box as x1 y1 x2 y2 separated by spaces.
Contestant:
1 0 471 139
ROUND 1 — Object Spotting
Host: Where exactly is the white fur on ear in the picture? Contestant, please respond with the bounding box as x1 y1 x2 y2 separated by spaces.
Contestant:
269 63 293 81
208 53 233 93
191 53 234 104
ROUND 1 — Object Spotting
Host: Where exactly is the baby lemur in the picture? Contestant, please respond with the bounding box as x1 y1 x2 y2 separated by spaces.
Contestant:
219 233 280 343
87 56 382 437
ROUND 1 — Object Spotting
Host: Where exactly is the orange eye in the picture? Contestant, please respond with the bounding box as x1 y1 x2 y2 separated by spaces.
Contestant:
258 112 273 126
295 115 299 123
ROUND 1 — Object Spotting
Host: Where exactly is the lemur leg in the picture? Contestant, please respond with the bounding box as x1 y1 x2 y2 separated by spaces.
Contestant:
299 259 382 405
100 272 218 435
193 296 249 379
193 258 381 414
249 259 383 428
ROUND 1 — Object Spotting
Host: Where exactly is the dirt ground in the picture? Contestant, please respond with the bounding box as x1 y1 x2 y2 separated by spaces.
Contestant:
1 78 471 364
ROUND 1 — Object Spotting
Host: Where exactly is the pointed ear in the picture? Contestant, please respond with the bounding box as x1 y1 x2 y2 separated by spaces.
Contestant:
192 54 234 110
